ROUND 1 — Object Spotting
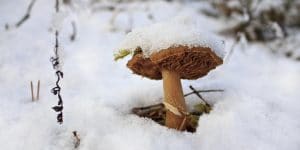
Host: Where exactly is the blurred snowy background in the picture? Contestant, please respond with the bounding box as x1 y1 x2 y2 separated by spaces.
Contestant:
0 0 299 150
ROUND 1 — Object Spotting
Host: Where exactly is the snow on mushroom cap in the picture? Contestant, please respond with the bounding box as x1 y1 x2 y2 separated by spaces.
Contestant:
118 15 226 59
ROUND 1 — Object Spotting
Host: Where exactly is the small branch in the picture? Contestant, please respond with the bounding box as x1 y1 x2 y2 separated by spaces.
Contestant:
30 81 34 101
184 89 224 97
5 0 36 30
37 80 40 100
132 103 164 116
188 85 210 107
72 131 81 149
15 0 36 27
70 21 77 41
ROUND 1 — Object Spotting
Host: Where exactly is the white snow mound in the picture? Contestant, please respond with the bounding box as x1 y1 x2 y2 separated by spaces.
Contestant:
119 15 226 58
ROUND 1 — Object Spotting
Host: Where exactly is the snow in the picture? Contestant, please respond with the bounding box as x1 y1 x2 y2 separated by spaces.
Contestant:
118 13 226 58
51 11 68 32
0 0 300 150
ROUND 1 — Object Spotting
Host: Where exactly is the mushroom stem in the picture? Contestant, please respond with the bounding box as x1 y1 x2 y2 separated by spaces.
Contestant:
162 69 187 130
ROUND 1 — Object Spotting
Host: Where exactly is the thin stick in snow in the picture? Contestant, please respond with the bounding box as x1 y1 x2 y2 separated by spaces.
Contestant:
30 81 34 101
37 80 40 100
72 131 81 149
30 80 41 101
189 85 210 107
70 21 77 41
183 89 224 97
51 0 64 124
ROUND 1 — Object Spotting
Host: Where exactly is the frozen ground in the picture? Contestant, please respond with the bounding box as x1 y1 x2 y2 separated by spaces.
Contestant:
0 0 300 150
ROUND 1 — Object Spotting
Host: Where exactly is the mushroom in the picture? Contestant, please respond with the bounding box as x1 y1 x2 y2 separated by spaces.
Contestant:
127 45 223 130
117 16 226 130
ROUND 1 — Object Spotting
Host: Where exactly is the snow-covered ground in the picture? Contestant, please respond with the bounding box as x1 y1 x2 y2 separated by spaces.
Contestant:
0 0 300 150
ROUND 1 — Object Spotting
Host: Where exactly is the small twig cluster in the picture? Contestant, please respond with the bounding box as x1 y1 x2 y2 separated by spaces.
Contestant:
202 0 300 61
132 85 224 132
133 85 223 115
207 0 300 42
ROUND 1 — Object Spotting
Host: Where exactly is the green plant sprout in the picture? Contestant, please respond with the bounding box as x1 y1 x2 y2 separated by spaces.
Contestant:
114 49 132 61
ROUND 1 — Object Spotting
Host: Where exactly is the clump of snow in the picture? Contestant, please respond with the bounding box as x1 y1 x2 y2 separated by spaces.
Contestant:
118 14 226 59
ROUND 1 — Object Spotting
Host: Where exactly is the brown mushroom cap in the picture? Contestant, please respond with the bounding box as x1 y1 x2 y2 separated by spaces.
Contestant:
127 45 223 80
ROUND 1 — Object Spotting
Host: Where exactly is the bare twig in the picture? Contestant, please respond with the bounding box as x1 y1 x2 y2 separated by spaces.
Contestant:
72 131 81 149
16 0 36 27
30 81 34 101
132 103 164 116
188 85 210 107
70 21 77 41
5 0 36 30
184 89 224 97
51 0 64 124
37 80 40 100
